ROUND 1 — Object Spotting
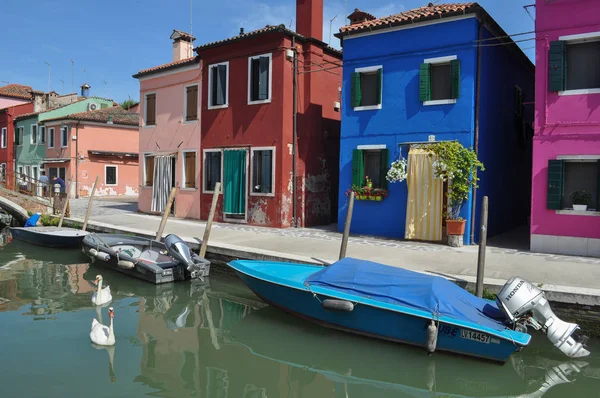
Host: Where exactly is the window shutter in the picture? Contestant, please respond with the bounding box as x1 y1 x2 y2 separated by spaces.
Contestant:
548 40 566 92
186 85 198 120
351 72 362 107
261 150 272 193
546 159 564 210
216 65 227 105
351 149 364 187
379 148 389 190
258 57 270 100
419 63 431 102
146 94 156 125
376 68 383 105
450 59 460 99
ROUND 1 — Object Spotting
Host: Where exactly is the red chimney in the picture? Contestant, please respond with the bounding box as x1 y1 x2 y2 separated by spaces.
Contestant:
296 0 323 41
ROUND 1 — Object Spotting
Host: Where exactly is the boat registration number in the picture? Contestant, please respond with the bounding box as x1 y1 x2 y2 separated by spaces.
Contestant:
461 329 490 344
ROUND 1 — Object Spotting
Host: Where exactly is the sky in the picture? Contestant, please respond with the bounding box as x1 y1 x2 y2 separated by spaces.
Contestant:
0 0 535 104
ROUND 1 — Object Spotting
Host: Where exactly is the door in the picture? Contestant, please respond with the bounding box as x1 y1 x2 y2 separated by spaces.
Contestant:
223 149 247 221
151 155 175 213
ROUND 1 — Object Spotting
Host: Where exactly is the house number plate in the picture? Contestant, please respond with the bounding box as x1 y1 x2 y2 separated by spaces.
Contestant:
461 329 490 344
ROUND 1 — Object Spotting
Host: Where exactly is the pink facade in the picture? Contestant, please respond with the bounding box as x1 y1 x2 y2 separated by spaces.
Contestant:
0 97 28 109
531 0 600 257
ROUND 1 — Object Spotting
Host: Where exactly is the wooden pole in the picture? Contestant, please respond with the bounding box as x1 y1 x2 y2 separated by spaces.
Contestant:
155 187 177 241
58 179 71 228
82 176 99 231
339 191 355 260
199 182 221 258
476 196 489 298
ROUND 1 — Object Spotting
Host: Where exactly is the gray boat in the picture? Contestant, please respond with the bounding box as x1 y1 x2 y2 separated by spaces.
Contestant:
10 226 90 248
81 233 210 284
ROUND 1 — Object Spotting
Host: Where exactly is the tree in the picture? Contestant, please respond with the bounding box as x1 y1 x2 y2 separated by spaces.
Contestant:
120 99 137 110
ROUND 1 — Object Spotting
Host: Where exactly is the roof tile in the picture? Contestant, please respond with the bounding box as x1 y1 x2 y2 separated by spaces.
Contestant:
133 56 200 78
43 106 138 126
0 84 42 100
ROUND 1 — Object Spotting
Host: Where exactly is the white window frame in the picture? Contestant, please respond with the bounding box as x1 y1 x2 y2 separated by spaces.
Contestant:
554 155 600 216
422 55 458 106
16 127 23 146
1 128 6 148
202 148 223 194
60 126 69 147
208 61 229 110
39 125 46 145
250 146 276 197
48 127 55 148
248 53 273 105
353 65 383 111
143 91 157 127
558 31 600 96
104 165 118 186
142 152 154 187
183 84 199 123
30 124 38 145
181 149 198 190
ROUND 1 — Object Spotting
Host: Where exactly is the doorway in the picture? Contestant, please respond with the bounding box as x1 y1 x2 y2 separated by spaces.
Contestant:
223 149 247 221
151 154 176 214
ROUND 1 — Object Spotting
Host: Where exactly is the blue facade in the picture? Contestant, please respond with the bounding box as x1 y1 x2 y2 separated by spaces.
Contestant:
337 16 534 244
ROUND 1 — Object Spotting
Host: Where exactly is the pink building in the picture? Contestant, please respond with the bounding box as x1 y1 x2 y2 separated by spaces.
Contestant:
531 0 600 257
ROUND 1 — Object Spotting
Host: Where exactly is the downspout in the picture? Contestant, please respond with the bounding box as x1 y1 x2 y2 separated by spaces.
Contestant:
292 36 298 228
75 122 80 198
470 18 483 245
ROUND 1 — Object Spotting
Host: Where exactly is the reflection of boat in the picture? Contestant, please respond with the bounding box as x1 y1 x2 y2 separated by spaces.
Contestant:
81 233 210 284
10 226 89 248
0 210 13 227
3 238 89 265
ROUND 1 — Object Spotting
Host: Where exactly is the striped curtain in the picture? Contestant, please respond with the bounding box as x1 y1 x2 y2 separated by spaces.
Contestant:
151 155 173 212
405 148 443 241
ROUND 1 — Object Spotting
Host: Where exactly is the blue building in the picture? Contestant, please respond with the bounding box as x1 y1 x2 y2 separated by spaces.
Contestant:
335 3 534 245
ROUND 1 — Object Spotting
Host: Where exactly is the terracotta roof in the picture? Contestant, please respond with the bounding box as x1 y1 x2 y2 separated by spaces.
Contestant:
0 84 42 100
133 56 200 78
338 2 478 35
43 106 139 126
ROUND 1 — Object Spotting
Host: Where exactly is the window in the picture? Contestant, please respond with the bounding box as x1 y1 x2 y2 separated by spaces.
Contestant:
203 150 222 192
351 147 389 190
105 165 117 186
61 126 69 147
144 93 156 125
0 163 6 182
547 158 600 211
15 127 23 146
351 65 382 110
185 85 198 121
18 166 23 179
1 128 6 148
49 167 66 180
420 56 460 105
182 151 197 188
550 34 600 93
144 154 155 186
39 126 46 145
31 124 37 144
248 53 272 104
48 128 55 148
32 166 38 182
208 62 228 109
251 148 274 195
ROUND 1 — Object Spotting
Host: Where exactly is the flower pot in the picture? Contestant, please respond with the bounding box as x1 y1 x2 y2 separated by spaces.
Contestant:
369 196 376 201
375 196 382 201
367 182 373 189
358 195 366 200
573 204 587 211
446 219 466 236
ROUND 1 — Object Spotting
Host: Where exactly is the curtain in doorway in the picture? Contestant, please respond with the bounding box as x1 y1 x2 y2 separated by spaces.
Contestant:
223 149 246 215
405 148 443 241
151 155 173 212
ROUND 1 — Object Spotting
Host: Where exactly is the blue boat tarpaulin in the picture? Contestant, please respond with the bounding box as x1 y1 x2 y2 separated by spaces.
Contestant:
305 257 507 330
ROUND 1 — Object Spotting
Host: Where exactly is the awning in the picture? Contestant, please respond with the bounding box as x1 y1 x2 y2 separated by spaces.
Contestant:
145 151 177 157
42 158 70 164
88 150 139 158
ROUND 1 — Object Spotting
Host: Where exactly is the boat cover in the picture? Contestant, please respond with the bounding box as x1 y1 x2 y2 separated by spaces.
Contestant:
305 257 508 331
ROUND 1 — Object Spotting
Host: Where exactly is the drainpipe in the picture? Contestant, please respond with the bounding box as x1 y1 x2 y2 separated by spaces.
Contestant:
470 19 484 245
75 122 79 198
292 36 298 228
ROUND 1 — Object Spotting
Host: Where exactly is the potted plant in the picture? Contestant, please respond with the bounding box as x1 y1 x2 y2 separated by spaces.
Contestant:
570 190 591 211
429 142 485 243
386 158 408 184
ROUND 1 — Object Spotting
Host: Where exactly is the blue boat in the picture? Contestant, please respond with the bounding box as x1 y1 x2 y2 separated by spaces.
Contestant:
227 257 531 363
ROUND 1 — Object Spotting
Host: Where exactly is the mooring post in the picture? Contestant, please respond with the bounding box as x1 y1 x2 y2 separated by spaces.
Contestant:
476 196 489 298
82 176 99 231
200 182 221 258
155 187 177 241
339 191 355 260
57 179 72 228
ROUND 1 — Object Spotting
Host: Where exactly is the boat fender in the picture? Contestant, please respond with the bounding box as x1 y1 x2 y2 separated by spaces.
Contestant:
89 248 98 256
426 320 438 355
117 260 135 269
95 251 110 262
322 299 354 312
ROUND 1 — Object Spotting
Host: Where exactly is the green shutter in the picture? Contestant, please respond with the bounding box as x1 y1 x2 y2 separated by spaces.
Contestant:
379 148 389 190
376 68 383 105
547 159 564 210
419 63 431 102
549 40 566 92
450 59 461 99
351 149 364 187
351 72 362 107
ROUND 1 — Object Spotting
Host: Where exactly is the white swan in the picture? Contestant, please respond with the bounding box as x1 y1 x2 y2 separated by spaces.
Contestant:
91 274 112 306
90 307 116 346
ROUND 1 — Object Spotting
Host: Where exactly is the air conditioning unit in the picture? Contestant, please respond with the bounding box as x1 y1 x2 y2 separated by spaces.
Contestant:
88 102 100 111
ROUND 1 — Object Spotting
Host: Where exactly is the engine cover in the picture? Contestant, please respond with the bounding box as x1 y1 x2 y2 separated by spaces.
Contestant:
164 234 194 267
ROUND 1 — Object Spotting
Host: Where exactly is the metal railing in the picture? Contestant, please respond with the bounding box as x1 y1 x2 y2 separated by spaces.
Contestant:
1 169 54 202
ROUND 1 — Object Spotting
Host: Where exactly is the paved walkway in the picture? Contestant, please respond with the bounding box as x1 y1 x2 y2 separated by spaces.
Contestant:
68 197 600 292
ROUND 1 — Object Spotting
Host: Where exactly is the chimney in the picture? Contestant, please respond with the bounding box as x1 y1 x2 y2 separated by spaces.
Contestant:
81 83 90 98
170 29 196 62
347 9 376 26
296 0 323 41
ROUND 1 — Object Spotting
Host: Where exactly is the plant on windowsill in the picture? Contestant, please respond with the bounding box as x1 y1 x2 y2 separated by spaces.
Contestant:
570 190 592 211
429 141 485 240
345 180 389 202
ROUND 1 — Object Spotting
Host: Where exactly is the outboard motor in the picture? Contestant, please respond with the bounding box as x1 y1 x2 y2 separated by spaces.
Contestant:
496 277 590 358
164 234 204 279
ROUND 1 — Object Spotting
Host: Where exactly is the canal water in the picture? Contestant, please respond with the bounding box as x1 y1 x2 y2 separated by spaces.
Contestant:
0 234 599 397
